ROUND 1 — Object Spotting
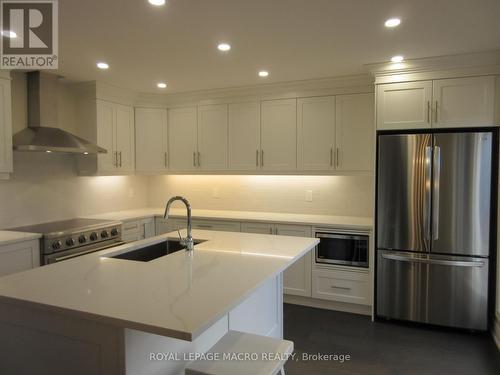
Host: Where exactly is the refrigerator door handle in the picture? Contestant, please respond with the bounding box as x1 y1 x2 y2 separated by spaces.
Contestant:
424 146 433 240
432 146 441 240
381 253 485 267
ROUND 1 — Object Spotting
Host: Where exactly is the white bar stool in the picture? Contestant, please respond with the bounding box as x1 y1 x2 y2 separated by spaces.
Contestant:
185 331 293 375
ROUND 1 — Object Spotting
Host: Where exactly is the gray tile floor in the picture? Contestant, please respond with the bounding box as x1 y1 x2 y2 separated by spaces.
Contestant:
283 303 500 375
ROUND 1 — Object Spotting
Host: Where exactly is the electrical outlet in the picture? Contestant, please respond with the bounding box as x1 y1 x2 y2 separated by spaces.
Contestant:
212 187 220 199
305 190 313 202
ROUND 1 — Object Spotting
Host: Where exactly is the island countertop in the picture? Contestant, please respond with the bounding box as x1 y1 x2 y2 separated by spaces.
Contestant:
0 230 318 341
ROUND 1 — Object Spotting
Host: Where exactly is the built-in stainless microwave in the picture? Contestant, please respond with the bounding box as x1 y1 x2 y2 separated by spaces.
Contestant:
315 231 369 268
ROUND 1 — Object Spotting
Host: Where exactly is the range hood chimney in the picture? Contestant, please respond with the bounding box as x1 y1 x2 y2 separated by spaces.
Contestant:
13 71 106 154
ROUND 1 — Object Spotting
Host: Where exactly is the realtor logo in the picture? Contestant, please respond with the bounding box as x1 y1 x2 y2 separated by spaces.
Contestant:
1 0 58 69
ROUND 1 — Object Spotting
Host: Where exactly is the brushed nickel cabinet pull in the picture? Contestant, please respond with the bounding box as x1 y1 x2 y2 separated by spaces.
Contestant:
256 150 259 167
435 100 438 123
330 285 351 291
427 101 430 123
119 151 122 167
330 147 333 166
193 151 196 167
197 151 200 167
164 152 168 167
261 150 264 167
336 148 339 168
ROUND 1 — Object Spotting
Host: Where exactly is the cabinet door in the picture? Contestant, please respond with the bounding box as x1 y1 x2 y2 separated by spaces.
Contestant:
0 240 40 277
261 99 297 171
241 222 274 234
115 104 135 173
228 102 261 170
135 108 168 173
297 96 335 171
0 78 13 174
96 100 116 172
155 218 186 235
335 93 374 171
377 81 432 130
276 224 313 297
168 107 198 171
433 76 495 128
197 104 228 170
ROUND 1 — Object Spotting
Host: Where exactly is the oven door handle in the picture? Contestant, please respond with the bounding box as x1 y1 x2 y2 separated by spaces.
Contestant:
49 241 126 263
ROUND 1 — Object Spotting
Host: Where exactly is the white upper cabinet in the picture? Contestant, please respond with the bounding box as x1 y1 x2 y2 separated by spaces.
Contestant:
93 100 135 174
168 107 198 171
96 100 116 173
335 93 374 172
377 76 496 130
261 99 297 171
377 81 432 130
135 107 168 173
432 76 495 128
228 102 261 170
297 96 336 171
197 104 228 170
0 77 13 177
114 104 135 173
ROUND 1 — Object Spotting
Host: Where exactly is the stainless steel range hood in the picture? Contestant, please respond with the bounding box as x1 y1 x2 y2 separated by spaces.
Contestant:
13 72 106 154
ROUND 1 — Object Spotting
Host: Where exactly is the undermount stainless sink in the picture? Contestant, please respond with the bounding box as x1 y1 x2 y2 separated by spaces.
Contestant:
110 238 205 262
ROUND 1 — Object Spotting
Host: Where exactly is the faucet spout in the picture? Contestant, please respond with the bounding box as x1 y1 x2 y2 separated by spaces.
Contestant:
164 196 194 251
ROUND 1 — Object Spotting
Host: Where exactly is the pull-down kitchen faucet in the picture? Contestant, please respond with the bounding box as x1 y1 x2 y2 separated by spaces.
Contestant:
164 196 194 251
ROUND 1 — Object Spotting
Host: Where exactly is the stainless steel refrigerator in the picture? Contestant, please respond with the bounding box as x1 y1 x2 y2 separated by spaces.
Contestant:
376 131 495 330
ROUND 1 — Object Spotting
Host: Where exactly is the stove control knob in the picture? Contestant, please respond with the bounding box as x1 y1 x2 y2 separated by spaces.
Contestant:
66 238 75 247
52 240 62 250
110 228 119 237
78 235 87 244
89 232 98 241
101 230 109 239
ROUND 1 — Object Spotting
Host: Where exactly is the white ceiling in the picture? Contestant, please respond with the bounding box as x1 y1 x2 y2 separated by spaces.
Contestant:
57 0 500 94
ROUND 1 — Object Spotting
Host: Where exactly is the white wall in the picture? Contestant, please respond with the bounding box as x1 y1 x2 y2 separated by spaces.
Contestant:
148 175 374 217
0 153 149 228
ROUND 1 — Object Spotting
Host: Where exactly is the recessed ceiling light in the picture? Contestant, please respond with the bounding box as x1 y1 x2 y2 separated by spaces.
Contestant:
217 43 231 52
385 18 401 28
96 62 109 70
391 55 404 63
258 70 269 78
148 0 166 6
46 150 52 153
157 82 167 89
1 30 17 38
83 152 89 155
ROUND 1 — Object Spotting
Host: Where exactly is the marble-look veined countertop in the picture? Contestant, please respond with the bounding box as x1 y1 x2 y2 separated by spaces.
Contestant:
0 229 319 341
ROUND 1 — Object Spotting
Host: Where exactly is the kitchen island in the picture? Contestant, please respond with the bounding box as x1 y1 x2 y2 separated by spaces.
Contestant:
0 229 318 375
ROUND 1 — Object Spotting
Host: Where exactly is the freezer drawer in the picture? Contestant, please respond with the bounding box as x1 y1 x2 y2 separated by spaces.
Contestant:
377 250 488 330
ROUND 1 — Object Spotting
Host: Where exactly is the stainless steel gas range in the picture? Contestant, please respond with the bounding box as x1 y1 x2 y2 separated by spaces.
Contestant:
11 218 124 264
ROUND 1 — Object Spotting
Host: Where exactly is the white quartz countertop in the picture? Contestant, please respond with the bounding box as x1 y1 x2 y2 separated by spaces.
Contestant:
86 208 373 230
0 231 42 246
0 230 319 341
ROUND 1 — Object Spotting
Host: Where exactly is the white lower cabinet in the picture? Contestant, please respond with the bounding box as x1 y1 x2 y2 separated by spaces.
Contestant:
0 240 40 277
312 268 371 306
192 219 241 232
121 218 156 243
241 221 312 297
155 218 186 235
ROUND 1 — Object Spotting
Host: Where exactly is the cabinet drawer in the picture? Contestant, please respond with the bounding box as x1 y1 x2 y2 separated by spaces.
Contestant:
241 222 274 234
312 269 370 305
192 219 241 232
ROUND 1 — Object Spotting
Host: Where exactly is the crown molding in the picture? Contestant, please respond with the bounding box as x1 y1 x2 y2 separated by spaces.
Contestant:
135 74 374 107
366 50 500 84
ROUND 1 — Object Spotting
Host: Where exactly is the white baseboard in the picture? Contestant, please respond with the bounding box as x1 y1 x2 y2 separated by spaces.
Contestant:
493 313 500 351
284 294 371 316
